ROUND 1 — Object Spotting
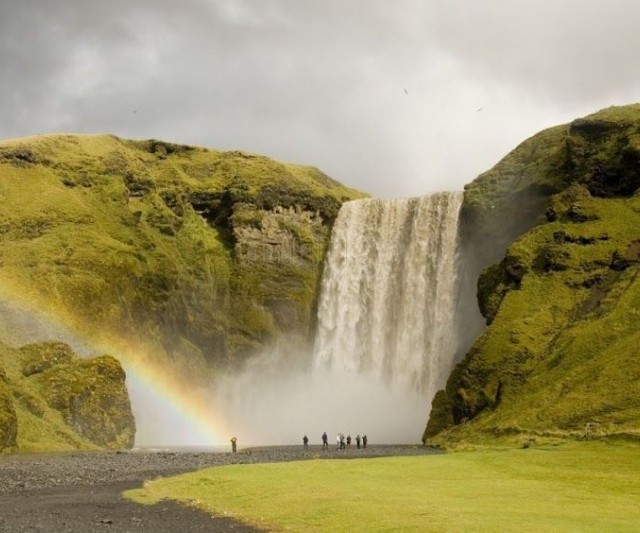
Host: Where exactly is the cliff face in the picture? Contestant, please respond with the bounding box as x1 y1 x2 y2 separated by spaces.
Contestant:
426 104 640 444
0 341 134 452
0 135 365 374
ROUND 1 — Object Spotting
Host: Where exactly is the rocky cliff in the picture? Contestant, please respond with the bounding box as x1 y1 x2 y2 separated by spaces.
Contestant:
426 104 640 445
0 341 134 452
0 135 365 376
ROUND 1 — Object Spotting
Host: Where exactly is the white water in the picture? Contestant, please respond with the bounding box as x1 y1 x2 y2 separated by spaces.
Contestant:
313 192 463 399
213 192 464 445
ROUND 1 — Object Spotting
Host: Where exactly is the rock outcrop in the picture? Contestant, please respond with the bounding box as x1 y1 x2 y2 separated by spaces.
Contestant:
1 341 135 452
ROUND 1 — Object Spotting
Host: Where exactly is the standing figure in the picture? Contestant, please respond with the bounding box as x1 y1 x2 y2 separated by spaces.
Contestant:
336 434 341 450
346 435 352 449
231 437 237 453
356 434 361 449
322 432 329 450
303 435 309 450
362 434 368 449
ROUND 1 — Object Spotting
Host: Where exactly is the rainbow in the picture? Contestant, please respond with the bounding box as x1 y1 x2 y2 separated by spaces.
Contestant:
0 276 234 447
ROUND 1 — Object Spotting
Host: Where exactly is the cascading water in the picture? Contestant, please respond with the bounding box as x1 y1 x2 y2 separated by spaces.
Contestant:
212 191 465 444
313 192 463 403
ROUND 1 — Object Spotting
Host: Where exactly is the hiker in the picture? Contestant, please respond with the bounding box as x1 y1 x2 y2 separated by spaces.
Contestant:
356 434 361 449
340 433 346 450
303 435 309 450
322 432 329 450
336 434 341 450
346 435 352 449
231 437 237 453
362 435 367 448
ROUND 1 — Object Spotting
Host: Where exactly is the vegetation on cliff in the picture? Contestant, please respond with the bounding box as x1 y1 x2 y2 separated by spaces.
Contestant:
0 134 364 377
0 341 134 452
426 104 640 445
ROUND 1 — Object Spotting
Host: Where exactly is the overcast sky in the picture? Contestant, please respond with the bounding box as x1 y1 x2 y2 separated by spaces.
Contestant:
2 1 639 198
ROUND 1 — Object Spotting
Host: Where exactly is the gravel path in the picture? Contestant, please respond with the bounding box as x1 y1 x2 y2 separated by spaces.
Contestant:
0 445 439 532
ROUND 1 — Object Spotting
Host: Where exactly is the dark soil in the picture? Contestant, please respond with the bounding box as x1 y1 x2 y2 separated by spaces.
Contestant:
0 445 439 532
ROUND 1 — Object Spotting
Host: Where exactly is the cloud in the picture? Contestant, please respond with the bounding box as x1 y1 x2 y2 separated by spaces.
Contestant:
427 0 640 103
1 1 639 197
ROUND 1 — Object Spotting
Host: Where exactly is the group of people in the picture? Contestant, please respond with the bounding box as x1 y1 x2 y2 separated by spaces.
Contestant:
309 432 367 450
230 433 369 453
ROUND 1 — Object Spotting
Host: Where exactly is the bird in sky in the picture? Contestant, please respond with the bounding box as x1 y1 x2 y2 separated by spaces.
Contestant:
403 88 409 95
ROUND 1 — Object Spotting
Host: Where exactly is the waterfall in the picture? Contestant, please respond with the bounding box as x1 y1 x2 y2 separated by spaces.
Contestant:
313 192 463 404
210 192 465 445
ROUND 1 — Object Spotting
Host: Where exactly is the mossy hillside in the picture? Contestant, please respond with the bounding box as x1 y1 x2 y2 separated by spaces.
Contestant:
450 195 639 436
427 105 640 444
0 365 17 451
0 134 365 372
461 104 640 268
0 340 135 452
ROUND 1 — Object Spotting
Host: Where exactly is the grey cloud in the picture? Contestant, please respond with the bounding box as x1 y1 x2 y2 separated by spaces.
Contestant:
1 1 639 197
426 0 640 104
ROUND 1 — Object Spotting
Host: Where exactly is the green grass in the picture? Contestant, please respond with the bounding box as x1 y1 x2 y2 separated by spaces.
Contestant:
125 442 640 532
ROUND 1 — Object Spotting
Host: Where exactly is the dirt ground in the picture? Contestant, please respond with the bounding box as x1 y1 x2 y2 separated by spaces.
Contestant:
0 445 439 532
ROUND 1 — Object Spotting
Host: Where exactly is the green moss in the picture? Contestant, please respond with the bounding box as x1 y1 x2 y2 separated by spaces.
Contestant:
0 366 18 451
0 133 366 373
428 104 640 444
0 341 135 453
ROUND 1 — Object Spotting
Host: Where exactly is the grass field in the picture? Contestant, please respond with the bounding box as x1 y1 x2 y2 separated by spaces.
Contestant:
125 441 640 532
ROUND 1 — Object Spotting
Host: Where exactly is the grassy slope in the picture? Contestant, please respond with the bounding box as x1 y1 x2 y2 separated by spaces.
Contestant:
441 194 640 443
426 104 640 444
0 134 364 375
126 442 640 532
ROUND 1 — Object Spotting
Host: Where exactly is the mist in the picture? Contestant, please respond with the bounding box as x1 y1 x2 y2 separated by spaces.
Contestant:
0 292 219 448
211 349 429 446
0 297 95 356
0 291 429 448
126 371 214 448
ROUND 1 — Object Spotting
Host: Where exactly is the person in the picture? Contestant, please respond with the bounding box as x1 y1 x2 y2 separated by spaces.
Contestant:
362 434 367 449
346 435 352 449
356 434 361 449
303 435 309 450
322 432 328 450
336 434 341 450
231 437 237 453
340 433 346 450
